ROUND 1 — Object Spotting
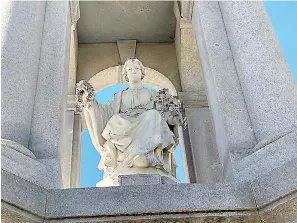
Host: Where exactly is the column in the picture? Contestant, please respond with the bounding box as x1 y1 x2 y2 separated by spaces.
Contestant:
70 113 82 188
1 1 46 149
192 1 257 171
219 1 297 143
218 1 297 181
28 1 71 187
2 1 71 189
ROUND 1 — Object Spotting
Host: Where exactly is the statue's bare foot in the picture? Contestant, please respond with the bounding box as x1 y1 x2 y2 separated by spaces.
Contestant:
133 155 149 168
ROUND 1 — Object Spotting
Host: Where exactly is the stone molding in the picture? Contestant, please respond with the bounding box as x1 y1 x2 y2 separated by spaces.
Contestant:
2 159 297 222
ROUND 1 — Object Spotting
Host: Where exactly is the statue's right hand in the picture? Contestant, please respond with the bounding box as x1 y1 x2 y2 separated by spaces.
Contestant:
75 80 95 109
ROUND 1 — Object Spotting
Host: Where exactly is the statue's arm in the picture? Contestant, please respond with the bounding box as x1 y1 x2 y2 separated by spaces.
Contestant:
75 80 116 152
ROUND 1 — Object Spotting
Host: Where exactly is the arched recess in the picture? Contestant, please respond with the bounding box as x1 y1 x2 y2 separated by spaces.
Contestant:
88 66 177 96
72 65 190 187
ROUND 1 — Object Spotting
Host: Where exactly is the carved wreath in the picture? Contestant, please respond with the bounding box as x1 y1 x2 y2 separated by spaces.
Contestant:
155 88 187 129
75 80 95 110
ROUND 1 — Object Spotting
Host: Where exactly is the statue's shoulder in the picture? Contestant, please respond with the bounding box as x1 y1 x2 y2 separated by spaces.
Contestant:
113 88 129 98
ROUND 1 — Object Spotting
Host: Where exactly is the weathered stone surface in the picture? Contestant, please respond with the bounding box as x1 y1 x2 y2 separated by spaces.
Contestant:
1 170 47 217
192 1 256 165
219 1 297 142
260 195 297 223
161 175 179 184
44 213 261 223
1 202 43 223
46 182 255 218
1 1 46 148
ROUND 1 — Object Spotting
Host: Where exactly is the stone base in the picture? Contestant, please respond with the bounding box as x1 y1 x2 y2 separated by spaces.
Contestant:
96 167 179 187
2 168 297 223
119 174 179 186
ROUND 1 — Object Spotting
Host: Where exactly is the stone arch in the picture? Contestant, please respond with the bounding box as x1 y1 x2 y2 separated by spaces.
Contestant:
88 65 177 96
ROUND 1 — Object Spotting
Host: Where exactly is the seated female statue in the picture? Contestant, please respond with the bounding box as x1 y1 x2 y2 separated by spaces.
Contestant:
76 58 185 184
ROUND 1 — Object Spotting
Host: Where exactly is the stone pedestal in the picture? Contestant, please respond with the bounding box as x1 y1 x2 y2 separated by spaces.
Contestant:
119 174 179 186
97 167 179 187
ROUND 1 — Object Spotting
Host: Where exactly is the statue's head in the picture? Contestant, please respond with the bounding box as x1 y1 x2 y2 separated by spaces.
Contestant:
122 58 145 84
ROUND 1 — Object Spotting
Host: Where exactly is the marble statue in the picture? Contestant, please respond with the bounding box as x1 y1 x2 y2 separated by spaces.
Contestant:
76 58 186 185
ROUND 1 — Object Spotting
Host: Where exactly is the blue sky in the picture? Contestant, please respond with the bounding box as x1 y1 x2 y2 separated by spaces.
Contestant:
263 1 297 84
80 2 297 187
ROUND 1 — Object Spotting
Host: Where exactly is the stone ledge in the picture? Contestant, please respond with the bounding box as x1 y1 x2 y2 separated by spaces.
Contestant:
251 158 297 208
44 211 260 223
2 165 297 222
46 182 255 218
1 170 47 217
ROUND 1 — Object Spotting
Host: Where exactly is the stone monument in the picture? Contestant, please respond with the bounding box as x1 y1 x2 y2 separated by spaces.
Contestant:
2 1 297 222
76 58 186 186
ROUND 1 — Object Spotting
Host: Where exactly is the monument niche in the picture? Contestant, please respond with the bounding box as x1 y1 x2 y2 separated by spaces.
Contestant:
76 58 186 186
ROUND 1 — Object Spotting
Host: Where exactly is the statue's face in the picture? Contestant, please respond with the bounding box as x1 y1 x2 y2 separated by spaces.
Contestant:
126 61 142 84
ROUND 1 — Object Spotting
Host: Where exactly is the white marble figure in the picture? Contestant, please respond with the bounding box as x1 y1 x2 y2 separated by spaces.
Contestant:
76 58 186 183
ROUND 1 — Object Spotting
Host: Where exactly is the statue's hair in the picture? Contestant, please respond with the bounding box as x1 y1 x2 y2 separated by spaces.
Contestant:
122 58 146 82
